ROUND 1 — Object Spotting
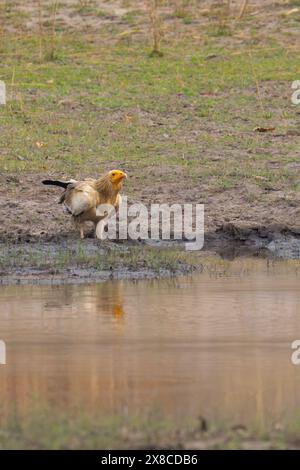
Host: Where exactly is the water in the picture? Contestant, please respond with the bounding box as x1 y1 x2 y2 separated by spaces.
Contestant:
1 263 300 427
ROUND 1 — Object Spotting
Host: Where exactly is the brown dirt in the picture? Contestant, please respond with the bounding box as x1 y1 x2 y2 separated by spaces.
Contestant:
1 170 300 242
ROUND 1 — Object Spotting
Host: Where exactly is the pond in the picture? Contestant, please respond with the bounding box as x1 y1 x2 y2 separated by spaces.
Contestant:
1 261 300 428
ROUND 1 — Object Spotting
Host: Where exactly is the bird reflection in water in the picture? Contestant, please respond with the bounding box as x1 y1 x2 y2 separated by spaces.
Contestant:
112 304 124 318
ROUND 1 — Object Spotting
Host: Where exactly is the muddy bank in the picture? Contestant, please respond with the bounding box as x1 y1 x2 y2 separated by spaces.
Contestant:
209 223 300 260
1 170 300 287
0 238 194 285
0 266 165 286
0 224 300 285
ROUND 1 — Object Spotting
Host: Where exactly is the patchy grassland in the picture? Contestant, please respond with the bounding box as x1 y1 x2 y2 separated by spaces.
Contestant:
0 0 300 276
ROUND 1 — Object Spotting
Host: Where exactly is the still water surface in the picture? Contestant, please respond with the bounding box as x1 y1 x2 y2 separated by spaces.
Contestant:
1 265 300 426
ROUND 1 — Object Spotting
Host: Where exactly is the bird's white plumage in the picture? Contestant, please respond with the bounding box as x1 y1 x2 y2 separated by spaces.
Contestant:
64 190 93 216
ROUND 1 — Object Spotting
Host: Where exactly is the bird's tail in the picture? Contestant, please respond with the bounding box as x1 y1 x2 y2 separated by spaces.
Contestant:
42 179 72 189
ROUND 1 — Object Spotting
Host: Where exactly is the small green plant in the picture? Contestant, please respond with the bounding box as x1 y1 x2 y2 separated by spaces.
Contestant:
236 0 249 21
173 0 190 20
147 0 164 57
45 0 59 61
209 0 232 37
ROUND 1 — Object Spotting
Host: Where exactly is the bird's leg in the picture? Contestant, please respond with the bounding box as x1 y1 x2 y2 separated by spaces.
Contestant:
74 216 84 239
95 217 107 240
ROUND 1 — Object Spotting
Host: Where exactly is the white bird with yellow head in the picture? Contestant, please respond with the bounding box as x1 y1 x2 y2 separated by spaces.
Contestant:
42 169 127 239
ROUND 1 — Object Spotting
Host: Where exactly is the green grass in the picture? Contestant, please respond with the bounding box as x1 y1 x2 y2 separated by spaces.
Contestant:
0 8 300 197
0 403 178 450
0 401 300 449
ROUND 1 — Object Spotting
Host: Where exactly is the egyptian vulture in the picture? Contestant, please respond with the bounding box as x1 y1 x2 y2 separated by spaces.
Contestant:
42 169 127 239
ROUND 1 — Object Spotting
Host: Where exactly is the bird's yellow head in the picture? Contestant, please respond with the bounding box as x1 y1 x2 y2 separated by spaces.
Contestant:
108 170 127 185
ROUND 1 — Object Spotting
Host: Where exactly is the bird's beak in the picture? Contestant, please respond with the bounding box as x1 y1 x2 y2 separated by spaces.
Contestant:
122 172 127 179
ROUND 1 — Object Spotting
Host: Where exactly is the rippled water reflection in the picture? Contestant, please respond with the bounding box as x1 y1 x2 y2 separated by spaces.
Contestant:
1 263 300 426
